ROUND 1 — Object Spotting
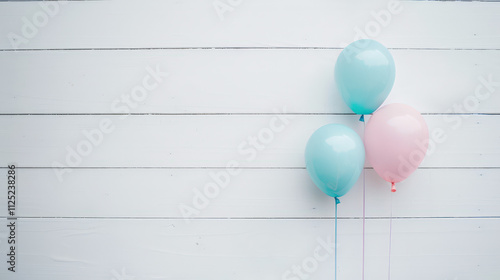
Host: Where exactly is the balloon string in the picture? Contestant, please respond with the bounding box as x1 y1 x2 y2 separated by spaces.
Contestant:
334 197 340 280
388 193 394 280
362 121 366 280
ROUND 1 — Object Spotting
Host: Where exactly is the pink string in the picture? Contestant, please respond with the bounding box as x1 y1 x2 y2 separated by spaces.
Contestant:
388 193 394 280
362 167 366 280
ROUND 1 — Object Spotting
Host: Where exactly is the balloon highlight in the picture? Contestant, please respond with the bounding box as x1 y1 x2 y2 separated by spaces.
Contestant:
305 124 365 198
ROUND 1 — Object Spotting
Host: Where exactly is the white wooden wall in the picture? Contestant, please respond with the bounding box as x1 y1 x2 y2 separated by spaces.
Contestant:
0 0 499 279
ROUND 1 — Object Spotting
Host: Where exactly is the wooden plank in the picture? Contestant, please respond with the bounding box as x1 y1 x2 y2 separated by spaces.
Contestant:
0 1 499 49
0 168 497 219
0 115 497 168
1 49 499 114
0 218 498 279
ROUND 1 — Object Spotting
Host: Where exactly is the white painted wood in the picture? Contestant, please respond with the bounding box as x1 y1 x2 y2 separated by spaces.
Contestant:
0 168 497 219
0 218 498 280
1 1 499 49
0 0 498 278
1 49 499 114
0 115 497 168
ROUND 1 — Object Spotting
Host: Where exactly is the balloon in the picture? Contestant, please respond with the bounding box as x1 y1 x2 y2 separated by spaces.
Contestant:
364 103 429 192
305 124 365 198
335 39 396 116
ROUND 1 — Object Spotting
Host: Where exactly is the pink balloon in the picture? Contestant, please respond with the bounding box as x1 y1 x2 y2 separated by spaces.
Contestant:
364 103 429 192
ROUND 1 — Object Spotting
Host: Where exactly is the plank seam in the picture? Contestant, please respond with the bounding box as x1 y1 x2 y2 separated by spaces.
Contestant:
2 167 500 171
1 47 500 52
1 113 499 116
0 216 498 220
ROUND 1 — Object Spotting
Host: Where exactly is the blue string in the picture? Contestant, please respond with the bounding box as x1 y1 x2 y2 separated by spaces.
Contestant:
362 120 366 280
334 197 340 280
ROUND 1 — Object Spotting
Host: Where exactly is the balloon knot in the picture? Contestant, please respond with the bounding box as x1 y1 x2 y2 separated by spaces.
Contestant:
335 197 340 204
391 182 396 192
359 114 365 122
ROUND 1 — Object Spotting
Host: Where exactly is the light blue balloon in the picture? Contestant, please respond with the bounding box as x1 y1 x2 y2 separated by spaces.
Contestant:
305 124 365 198
335 39 395 115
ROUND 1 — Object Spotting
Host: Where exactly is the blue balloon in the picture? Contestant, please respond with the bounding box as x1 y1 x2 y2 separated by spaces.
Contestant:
335 39 395 115
305 124 365 198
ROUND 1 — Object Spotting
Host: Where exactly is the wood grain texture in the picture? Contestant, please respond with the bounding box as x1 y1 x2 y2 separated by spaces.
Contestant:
0 115 498 167
0 0 499 49
0 0 499 279
0 168 497 219
0 218 499 280
1 49 499 114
